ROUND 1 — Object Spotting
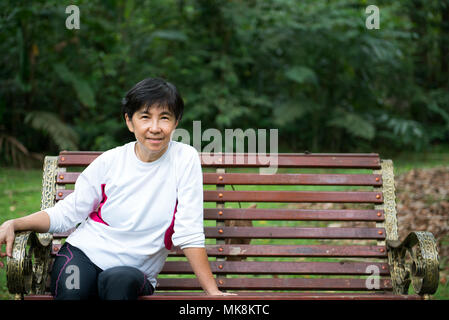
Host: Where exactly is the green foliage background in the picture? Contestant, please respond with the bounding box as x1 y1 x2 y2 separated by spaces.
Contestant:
1 0 449 300
0 0 449 166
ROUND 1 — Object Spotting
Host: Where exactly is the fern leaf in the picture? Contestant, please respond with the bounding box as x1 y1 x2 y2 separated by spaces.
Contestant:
24 111 79 150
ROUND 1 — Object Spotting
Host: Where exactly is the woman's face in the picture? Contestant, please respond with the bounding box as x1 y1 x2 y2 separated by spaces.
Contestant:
125 104 178 162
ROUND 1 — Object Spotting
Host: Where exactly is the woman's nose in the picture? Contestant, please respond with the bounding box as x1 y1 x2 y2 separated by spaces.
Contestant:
148 120 161 132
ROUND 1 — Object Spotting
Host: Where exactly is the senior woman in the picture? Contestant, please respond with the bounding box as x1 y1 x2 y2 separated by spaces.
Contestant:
0 77 232 299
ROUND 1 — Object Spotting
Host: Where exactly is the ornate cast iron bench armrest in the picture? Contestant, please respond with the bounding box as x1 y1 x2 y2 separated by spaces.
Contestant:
387 231 439 295
7 231 53 297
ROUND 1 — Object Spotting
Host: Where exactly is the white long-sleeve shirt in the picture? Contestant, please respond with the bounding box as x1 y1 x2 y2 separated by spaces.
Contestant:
45 140 205 289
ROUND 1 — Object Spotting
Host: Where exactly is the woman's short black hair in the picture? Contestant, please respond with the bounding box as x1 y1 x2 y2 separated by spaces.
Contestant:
121 77 184 122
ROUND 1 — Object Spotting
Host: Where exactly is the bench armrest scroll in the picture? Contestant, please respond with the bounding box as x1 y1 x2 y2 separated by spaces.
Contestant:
6 231 53 296
387 231 439 295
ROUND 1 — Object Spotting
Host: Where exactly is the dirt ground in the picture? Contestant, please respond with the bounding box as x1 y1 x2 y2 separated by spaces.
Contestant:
395 166 449 285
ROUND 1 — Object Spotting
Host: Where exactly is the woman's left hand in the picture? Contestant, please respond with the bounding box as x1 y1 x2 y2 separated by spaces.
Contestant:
206 290 237 296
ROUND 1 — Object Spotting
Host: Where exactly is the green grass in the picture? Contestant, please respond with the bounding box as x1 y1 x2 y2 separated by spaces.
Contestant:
383 144 449 175
1 147 448 300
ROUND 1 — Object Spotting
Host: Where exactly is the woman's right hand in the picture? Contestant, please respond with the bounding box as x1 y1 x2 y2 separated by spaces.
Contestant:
0 220 16 268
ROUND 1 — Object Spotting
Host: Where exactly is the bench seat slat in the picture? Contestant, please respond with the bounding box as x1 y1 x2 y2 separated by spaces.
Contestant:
205 227 386 239
24 292 424 300
161 261 390 275
142 292 421 300
156 277 392 291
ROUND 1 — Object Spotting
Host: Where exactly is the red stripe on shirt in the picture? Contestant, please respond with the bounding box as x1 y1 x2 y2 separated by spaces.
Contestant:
89 184 109 226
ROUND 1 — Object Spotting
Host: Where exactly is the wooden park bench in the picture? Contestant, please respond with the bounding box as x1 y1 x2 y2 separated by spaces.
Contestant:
6 151 440 300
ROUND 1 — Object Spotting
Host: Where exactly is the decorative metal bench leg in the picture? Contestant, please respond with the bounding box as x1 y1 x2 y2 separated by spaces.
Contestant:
6 156 56 296
7 231 52 295
387 231 439 295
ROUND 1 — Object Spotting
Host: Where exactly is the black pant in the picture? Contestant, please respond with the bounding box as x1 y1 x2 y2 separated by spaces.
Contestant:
50 242 154 300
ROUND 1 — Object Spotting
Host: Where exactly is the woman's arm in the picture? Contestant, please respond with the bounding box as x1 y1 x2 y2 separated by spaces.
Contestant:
182 247 235 296
9 210 51 234
0 210 50 266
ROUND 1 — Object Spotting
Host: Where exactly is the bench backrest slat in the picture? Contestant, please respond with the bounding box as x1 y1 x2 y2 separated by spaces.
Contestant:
57 152 381 169
56 189 383 203
51 243 388 258
205 226 385 239
203 173 383 186
204 190 383 203
203 208 384 221
57 172 383 186
162 261 390 275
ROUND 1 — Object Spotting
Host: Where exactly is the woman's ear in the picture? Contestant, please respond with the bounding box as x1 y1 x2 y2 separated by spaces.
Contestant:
125 113 134 133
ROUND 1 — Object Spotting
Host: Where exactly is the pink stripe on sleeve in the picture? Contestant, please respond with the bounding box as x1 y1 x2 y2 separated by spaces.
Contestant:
89 184 109 226
164 200 178 250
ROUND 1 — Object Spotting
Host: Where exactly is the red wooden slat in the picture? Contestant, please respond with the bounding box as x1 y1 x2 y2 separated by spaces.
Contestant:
204 173 383 186
200 153 381 168
55 189 384 203
58 172 383 186
204 190 383 203
25 293 425 300
55 189 73 200
156 277 392 291
142 292 421 300
56 172 79 184
205 227 386 239
52 244 388 258
52 206 385 223
58 152 100 166
51 226 385 240
169 245 388 258
204 208 385 221
52 232 72 239
161 261 390 275
57 151 380 168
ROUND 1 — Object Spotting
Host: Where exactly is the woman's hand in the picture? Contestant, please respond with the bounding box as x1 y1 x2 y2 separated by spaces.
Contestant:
182 247 239 297
205 289 237 296
0 210 51 268
0 220 16 268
